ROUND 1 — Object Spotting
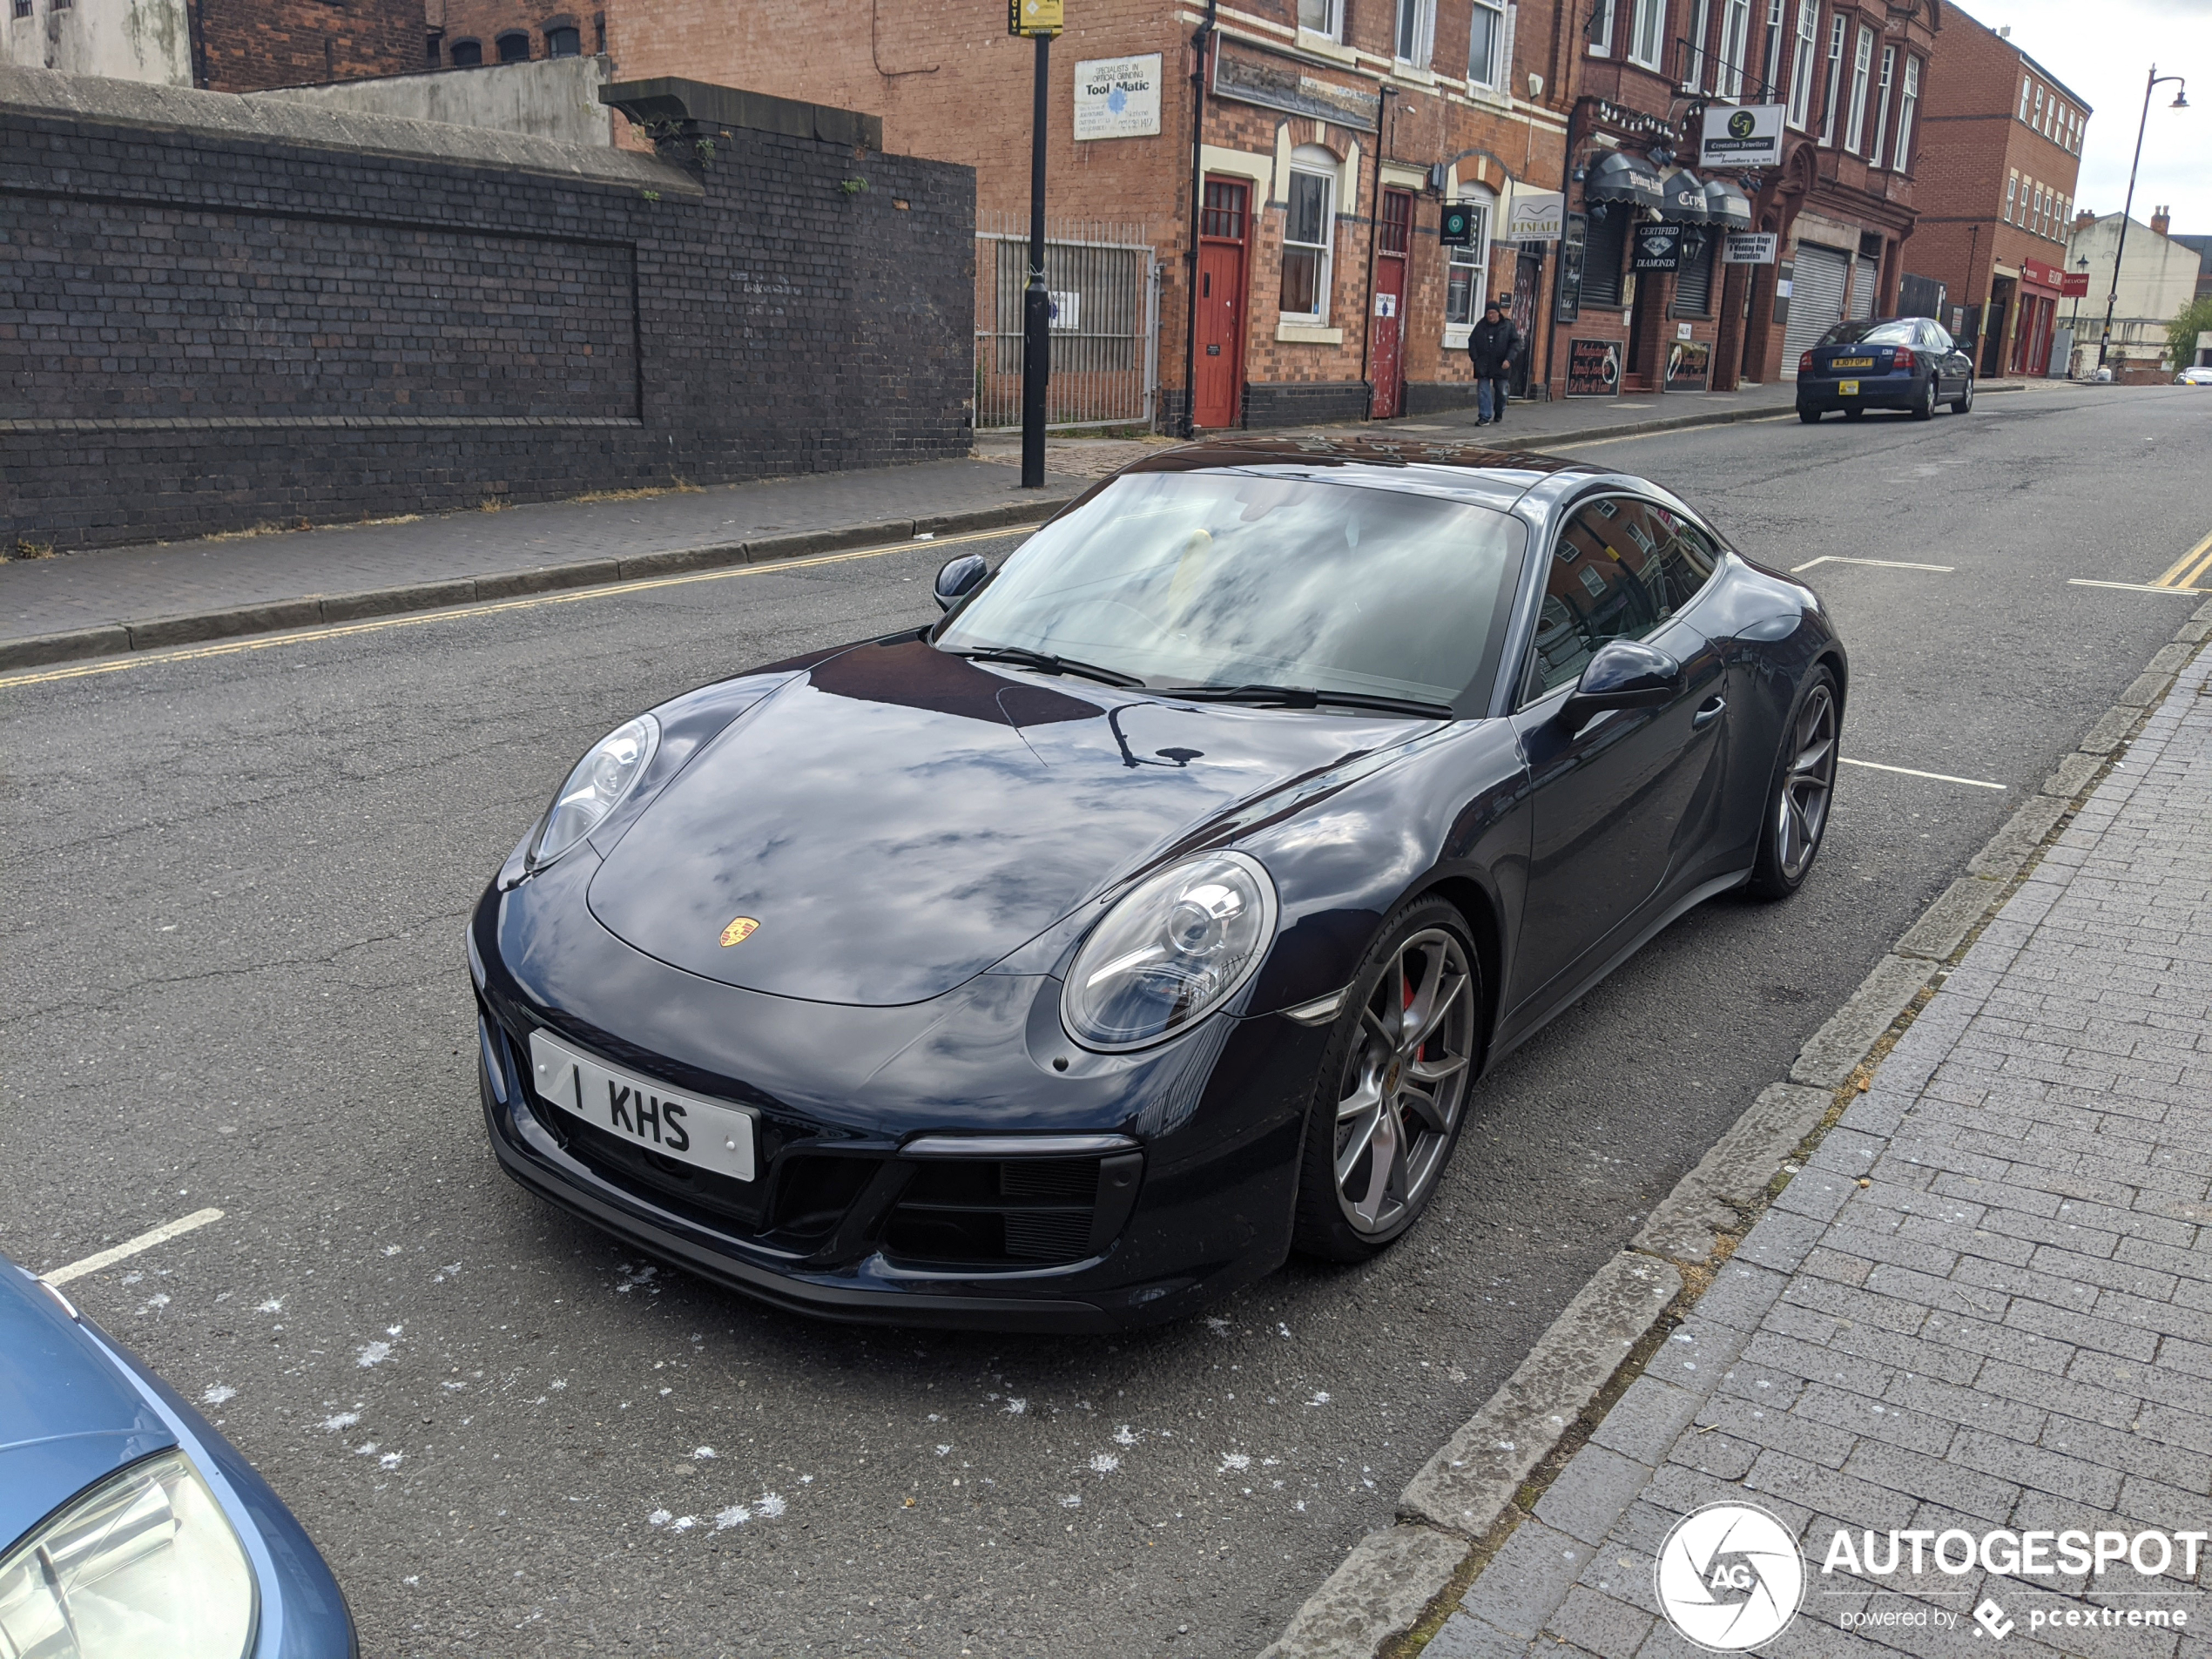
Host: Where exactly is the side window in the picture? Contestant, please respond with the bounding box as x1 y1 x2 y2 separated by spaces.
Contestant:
1521 497 1720 702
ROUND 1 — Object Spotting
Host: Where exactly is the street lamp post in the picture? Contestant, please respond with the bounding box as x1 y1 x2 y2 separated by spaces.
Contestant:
2096 64 2188 376
1010 0 1064 488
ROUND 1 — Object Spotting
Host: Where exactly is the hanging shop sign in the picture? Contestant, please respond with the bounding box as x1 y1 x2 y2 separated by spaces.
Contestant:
2061 270 2090 298
1504 189 1565 242
1631 223 1683 272
1722 231 1777 263
1666 339 1711 391
1699 103 1784 169
1073 54 1161 138
1441 202 1479 246
1008 0 1062 37
1566 336 1623 396
1553 212 1588 324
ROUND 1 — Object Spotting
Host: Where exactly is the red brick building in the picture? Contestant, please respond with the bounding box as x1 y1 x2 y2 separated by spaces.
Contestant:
426 0 602 70
1543 0 1938 402
1907 3 2084 378
189 0 421 90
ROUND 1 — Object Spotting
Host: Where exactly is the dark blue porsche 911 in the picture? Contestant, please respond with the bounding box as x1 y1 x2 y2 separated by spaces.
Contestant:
469 437 1847 1332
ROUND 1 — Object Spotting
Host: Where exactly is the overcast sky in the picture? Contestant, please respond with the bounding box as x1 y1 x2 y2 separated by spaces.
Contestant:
1948 0 2210 233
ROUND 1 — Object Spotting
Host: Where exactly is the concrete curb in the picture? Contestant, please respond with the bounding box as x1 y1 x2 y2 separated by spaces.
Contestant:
1257 589 2212 1659
0 500 1077 672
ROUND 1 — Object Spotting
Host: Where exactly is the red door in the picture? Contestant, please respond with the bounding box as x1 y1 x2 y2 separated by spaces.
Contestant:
1193 179 1249 429
1370 189 1413 419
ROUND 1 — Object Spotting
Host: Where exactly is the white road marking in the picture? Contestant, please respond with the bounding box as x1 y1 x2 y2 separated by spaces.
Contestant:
1791 556 1954 574
2067 578 2206 595
42 1207 225 1286
1838 757 2006 791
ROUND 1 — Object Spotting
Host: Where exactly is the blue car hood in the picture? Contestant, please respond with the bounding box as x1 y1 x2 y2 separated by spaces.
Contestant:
0 1266 177 1549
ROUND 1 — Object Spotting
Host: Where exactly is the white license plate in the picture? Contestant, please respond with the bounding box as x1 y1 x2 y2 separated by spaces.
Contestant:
527 1029 756 1183
1838 380 1859 396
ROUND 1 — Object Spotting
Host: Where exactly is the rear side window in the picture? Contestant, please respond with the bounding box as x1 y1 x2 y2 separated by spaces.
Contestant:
1522 496 1721 701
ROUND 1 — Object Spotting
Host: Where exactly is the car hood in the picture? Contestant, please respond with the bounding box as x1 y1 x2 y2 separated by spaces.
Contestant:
586 637 1433 1005
0 1265 176 1548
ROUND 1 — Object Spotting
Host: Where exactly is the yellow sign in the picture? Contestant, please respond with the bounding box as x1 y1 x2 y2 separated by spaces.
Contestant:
1009 0 1062 37
718 916 760 948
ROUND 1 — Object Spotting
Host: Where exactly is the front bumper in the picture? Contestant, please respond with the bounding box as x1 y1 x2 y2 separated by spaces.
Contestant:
469 875 1321 1332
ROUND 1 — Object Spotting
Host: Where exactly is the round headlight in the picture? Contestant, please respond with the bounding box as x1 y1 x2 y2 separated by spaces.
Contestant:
529 714 659 869
1062 852 1278 1051
0 1449 257 1659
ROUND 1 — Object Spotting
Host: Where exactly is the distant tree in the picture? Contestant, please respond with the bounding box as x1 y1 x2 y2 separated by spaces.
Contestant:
2167 293 2212 370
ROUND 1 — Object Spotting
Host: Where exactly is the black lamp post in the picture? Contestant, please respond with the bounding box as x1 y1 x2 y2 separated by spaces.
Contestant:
1009 0 1063 487
2096 64 2188 375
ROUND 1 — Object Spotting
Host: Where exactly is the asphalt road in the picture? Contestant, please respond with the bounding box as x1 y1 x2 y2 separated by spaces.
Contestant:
3 385 2207 1658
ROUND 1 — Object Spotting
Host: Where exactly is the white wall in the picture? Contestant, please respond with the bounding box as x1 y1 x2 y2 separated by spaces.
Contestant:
3 0 190 84
248 53 616 148
2065 212 2199 367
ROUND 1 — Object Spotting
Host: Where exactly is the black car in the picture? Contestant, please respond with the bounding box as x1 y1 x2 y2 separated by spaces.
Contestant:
1797 316 1974 421
469 438 1847 1332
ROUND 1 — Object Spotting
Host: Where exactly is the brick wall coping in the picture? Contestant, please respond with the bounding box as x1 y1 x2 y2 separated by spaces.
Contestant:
0 64 697 197
600 77 883 153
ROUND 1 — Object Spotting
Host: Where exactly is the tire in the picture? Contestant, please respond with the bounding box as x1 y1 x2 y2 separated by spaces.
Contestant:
1746 665 1841 900
1951 375 1973 415
1912 375 1938 421
1291 898 1484 1261
1797 407 1821 423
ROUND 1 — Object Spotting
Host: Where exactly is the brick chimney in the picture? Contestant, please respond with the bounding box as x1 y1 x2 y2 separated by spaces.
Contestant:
2151 206 2171 238
2075 209 2097 235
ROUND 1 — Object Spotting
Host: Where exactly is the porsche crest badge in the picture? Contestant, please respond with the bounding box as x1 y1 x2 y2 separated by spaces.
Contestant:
719 916 760 948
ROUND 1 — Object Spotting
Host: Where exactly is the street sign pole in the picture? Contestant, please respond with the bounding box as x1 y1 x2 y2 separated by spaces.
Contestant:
1022 30 1051 487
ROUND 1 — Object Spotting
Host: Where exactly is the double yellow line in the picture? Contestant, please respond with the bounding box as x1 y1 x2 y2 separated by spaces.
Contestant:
2153 529 2212 592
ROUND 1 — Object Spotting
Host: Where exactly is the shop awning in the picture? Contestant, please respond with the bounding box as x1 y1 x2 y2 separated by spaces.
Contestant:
1584 152 1664 213
1703 178 1753 230
1661 169 1710 224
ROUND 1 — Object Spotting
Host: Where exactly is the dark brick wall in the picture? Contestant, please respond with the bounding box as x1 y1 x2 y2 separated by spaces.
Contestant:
192 0 422 91
0 85 974 550
1241 381 1372 428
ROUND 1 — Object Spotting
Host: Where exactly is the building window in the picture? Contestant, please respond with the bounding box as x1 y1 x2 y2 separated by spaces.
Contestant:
1762 0 1785 96
1627 0 1663 69
1201 179 1247 239
2004 173 2017 223
1298 0 1343 41
1870 45 1894 164
425 33 442 63
1445 198 1492 327
546 24 581 54
496 30 530 61
1843 24 1872 152
1817 15 1845 145
450 37 482 64
1686 0 1712 89
1280 151 1338 322
1786 0 1817 128
1588 0 1615 55
2019 77 2031 122
1394 0 1434 64
1717 0 1750 96
13 0 32 15
1892 55 1919 170
1467 0 1506 85
2032 82 2045 135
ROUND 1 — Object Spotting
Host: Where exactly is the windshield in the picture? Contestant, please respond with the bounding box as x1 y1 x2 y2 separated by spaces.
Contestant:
935 470 1527 710
1817 319 1917 347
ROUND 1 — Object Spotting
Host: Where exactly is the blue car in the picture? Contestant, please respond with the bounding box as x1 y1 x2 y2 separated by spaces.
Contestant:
0 1259 355 1658
1797 315 1975 421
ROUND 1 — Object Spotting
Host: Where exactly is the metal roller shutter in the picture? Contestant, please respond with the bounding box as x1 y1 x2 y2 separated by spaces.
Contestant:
1849 255 1878 319
1784 243 1850 372
1674 233 1716 315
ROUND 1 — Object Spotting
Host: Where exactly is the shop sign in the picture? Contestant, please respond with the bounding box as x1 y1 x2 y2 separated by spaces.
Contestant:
1567 336 1623 396
2021 257 2063 291
1211 49 1379 132
1073 55 1162 139
1505 190 1565 241
1722 231 1777 264
1699 103 1784 169
1632 223 1682 272
1666 338 1710 391
2061 271 2090 298
1554 212 1588 324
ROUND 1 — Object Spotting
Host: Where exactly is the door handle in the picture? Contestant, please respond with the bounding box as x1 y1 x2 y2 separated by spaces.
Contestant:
1692 696 1726 729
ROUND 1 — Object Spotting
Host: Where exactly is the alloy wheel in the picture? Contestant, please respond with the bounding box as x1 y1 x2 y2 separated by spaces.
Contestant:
1775 684 1838 881
1332 929 1477 1236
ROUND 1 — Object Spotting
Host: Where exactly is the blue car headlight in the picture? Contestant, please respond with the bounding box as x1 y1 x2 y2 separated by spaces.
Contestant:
1062 852 1278 1052
0 1450 257 1659
529 714 660 869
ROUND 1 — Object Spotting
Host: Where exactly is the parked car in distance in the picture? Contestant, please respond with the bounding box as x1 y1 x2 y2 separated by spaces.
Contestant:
0 1258 356 1659
1797 317 1974 421
471 437 1848 1332
2177 366 2212 385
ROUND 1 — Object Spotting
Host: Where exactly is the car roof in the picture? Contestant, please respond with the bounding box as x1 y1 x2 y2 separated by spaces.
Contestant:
1119 434 1606 515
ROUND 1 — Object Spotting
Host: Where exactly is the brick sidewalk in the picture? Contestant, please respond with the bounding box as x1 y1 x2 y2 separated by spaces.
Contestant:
1430 647 2212 1659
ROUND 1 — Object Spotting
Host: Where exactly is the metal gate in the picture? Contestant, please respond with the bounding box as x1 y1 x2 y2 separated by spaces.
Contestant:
975 214 1160 431
1784 243 1850 372
1848 255 1878 320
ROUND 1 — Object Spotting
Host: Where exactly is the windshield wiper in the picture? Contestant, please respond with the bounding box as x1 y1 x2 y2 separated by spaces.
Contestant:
1161 683 1454 719
946 645 1146 688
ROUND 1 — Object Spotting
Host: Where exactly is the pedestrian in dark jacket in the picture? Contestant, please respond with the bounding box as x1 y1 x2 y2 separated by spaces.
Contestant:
1467 301 1519 426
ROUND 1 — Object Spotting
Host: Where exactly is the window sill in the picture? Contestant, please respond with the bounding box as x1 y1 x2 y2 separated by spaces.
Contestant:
1443 323 1474 347
1296 28 1358 63
1277 321 1345 344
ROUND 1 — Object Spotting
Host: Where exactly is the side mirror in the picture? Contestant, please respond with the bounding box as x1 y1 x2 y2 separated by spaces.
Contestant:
1561 638 1684 733
933 553 988 612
